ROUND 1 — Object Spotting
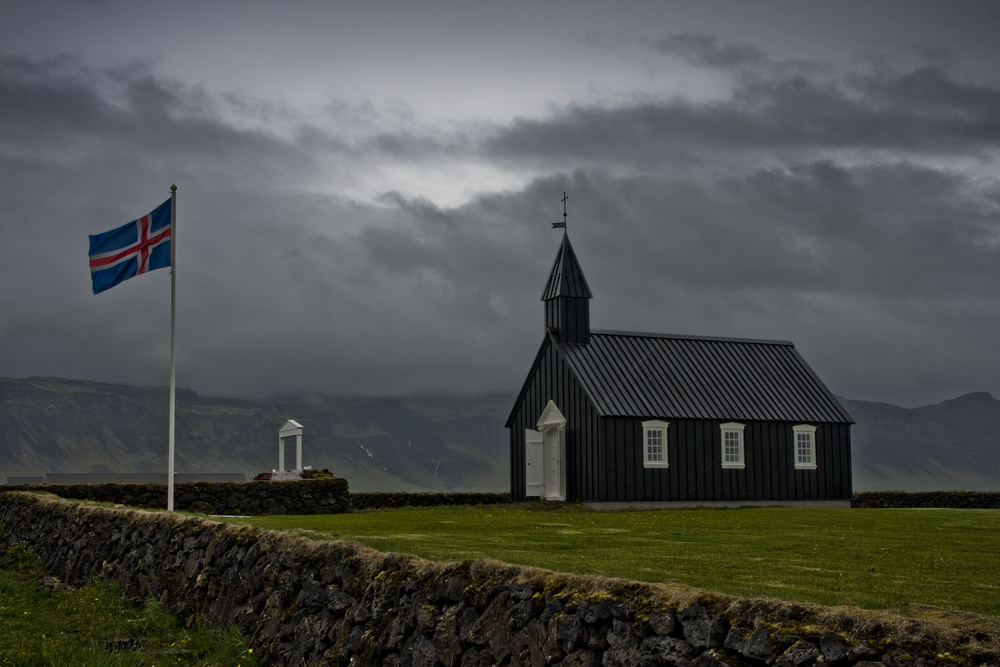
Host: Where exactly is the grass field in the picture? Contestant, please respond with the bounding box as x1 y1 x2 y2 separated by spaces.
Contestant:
0 540 260 666
222 503 1000 619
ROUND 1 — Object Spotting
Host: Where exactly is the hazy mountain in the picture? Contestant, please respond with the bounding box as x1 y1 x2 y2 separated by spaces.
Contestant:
0 377 512 492
841 392 1000 491
3 377 998 492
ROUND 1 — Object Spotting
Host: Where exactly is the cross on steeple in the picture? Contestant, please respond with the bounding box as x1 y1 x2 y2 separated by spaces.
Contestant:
551 192 568 232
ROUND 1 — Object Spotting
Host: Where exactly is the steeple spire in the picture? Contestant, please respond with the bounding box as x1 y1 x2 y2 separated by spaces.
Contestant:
541 231 592 344
541 234 592 301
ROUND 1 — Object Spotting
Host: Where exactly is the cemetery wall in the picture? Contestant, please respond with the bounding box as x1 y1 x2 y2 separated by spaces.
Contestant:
0 482 509 514
0 478 350 515
8 482 1000 514
350 491 510 510
851 491 1000 509
1 491 996 667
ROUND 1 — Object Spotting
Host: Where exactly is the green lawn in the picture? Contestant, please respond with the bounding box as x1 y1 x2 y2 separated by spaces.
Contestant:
0 541 260 667
221 503 1000 618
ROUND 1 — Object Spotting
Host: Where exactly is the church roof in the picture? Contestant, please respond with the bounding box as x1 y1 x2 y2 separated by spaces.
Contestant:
540 234 592 301
508 329 853 425
559 330 853 423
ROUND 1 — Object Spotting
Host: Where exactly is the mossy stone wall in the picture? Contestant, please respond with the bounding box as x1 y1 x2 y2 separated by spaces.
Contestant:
0 482 513 514
1 478 350 515
851 492 1000 509
7 485 999 514
1 492 996 666
350 492 510 510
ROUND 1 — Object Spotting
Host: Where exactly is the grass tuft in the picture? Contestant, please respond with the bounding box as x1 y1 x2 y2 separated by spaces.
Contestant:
0 541 262 666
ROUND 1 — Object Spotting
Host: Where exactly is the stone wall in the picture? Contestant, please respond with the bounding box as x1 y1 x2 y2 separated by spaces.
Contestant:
1 482 512 514
1 492 996 666
0 478 350 515
852 492 1000 509
350 492 511 510
12 484 1000 514
0 482 508 515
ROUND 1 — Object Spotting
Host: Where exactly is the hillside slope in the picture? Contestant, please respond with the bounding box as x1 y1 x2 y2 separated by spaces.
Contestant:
0 377 512 492
4 377 1000 492
842 392 1000 491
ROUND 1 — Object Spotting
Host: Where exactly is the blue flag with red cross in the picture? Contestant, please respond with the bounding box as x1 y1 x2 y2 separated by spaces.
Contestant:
88 198 172 294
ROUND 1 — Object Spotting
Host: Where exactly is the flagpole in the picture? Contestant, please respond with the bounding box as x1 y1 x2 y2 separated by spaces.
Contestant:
168 184 177 511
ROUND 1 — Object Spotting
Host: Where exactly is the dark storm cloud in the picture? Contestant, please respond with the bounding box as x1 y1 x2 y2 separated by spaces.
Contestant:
0 57 549 398
477 46 1000 405
0 57 411 186
554 162 999 297
1 44 999 408
565 165 1000 409
487 60 1000 164
650 33 771 69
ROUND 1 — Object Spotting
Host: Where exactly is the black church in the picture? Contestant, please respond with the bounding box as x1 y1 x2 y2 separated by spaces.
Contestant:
506 232 854 505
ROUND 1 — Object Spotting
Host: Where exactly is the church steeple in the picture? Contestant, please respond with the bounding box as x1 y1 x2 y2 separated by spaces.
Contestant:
541 234 592 344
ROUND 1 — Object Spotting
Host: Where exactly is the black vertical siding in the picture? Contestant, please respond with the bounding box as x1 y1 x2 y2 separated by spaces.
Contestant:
544 300 558 338
508 340 599 502
577 417 852 502
597 420 609 500
695 421 710 500
545 298 590 345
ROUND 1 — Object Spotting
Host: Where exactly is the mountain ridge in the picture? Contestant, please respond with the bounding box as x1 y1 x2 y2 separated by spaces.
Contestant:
839 392 1000 491
2 377 998 492
0 376 512 492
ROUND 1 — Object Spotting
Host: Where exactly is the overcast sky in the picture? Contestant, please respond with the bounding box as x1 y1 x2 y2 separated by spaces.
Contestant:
2 0 999 408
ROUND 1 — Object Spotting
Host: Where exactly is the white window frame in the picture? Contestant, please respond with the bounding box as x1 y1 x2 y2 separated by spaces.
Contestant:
641 420 669 468
793 424 818 469
720 422 746 469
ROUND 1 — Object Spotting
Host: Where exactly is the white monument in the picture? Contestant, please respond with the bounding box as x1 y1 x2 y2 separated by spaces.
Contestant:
276 419 303 480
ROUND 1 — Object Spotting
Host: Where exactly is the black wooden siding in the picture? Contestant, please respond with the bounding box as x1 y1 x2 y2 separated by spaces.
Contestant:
545 298 590 345
582 417 851 502
508 339 599 502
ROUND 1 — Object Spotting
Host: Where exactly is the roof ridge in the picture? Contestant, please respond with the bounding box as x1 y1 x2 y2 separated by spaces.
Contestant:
589 329 794 347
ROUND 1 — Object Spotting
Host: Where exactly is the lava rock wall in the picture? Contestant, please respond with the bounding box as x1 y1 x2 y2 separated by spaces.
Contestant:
851 492 1000 509
0 492 995 666
350 492 510 510
1 478 350 515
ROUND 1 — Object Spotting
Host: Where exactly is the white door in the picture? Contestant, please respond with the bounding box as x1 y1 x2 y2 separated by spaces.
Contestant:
542 427 565 501
525 429 544 497
535 400 567 501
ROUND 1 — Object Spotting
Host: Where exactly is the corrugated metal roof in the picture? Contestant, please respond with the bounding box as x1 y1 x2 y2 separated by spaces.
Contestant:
540 234 593 300
556 329 854 423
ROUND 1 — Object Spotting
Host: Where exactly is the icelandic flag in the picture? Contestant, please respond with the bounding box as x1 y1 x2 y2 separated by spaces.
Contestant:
89 198 172 294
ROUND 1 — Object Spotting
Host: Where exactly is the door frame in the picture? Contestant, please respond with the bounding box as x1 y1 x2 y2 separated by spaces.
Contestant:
535 400 567 501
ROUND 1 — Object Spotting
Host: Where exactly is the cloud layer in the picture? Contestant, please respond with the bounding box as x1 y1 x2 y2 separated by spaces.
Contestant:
1 32 998 408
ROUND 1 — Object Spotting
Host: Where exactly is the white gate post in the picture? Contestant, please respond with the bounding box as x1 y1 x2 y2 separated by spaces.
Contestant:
277 420 304 480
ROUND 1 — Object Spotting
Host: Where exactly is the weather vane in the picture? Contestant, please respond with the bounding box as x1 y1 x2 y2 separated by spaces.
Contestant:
551 192 568 232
